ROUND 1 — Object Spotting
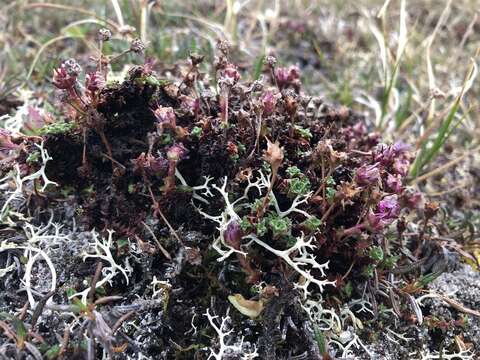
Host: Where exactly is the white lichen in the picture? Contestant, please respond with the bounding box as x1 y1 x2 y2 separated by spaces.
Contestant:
71 230 131 303
246 233 335 299
0 141 57 222
204 308 244 360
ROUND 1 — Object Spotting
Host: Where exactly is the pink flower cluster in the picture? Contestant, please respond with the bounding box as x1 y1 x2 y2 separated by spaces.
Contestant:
274 65 300 89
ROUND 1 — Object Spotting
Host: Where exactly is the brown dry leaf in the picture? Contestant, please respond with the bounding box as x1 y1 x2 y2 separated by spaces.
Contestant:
454 335 468 352
337 182 361 200
263 138 284 172
235 167 252 182
439 294 480 318
228 294 264 318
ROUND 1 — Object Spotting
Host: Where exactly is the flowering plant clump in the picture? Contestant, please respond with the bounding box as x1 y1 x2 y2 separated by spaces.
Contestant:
0 36 448 359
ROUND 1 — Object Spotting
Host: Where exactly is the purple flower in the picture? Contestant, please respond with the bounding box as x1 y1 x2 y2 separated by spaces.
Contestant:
85 71 106 92
63 58 82 76
378 195 401 217
274 67 289 86
221 64 240 85
288 65 300 80
132 153 168 176
274 65 301 88
179 95 199 114
166 143 187 161
0 129 20 152
53 59 81 89
393 157 410 176
355 163 380 186
386 173 403 193
24 106 47 133
149 156 168 173
373 144 395 165
402 188 424 209
153 106 176 130
367 195 401 231
98 28 112 42
224 221 243 250
261 90 277 116
352 122 367 136
392 141 410 154
374 142 411 164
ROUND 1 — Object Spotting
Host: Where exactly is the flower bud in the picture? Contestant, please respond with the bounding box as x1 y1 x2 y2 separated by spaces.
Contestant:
130 38 146 53
355 163 380 186
85 71 106 92
261 90 277 116
0 129 20 153
189 52 204 66
284 90 298 116
216 39 230 55
385 173 403 193
224 221 243 250
264 55 277 68
263 138 284 173
153 106 176 129
166 143 187 161
402 188 424 209
63 58 82 76
53 59 81 89
222 63 241 85
425 201 439 219
98 28 112 42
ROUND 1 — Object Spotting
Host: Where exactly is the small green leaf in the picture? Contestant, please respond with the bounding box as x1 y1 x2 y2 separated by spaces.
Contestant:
256 219 267 237
302 216 322 232
240 216 252 232
369 246 384 262
294 125 312 139
286 166 302 178
45 345 61 359
289 177 311 196
268 216 291 238
191 126 203 138
343 281 353 298
314 326 327 355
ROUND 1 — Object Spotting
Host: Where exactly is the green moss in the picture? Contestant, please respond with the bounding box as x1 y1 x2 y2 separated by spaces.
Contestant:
286 166 302 178
44 345 61 360
40 121 76 135
314 326 327 355
26 150 40 165
191 126 203 138
289 177 311 196
382 255 400 269
256 219 268 236
240 216 252 232
294 125 312 140
369 246 384 262
303 216 322 232
268 215 291 238
362 264 375 278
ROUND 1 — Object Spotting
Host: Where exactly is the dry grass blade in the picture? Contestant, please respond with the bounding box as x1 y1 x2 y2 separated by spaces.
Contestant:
24 3 120 30
410 48 479 178
26 35 83 82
